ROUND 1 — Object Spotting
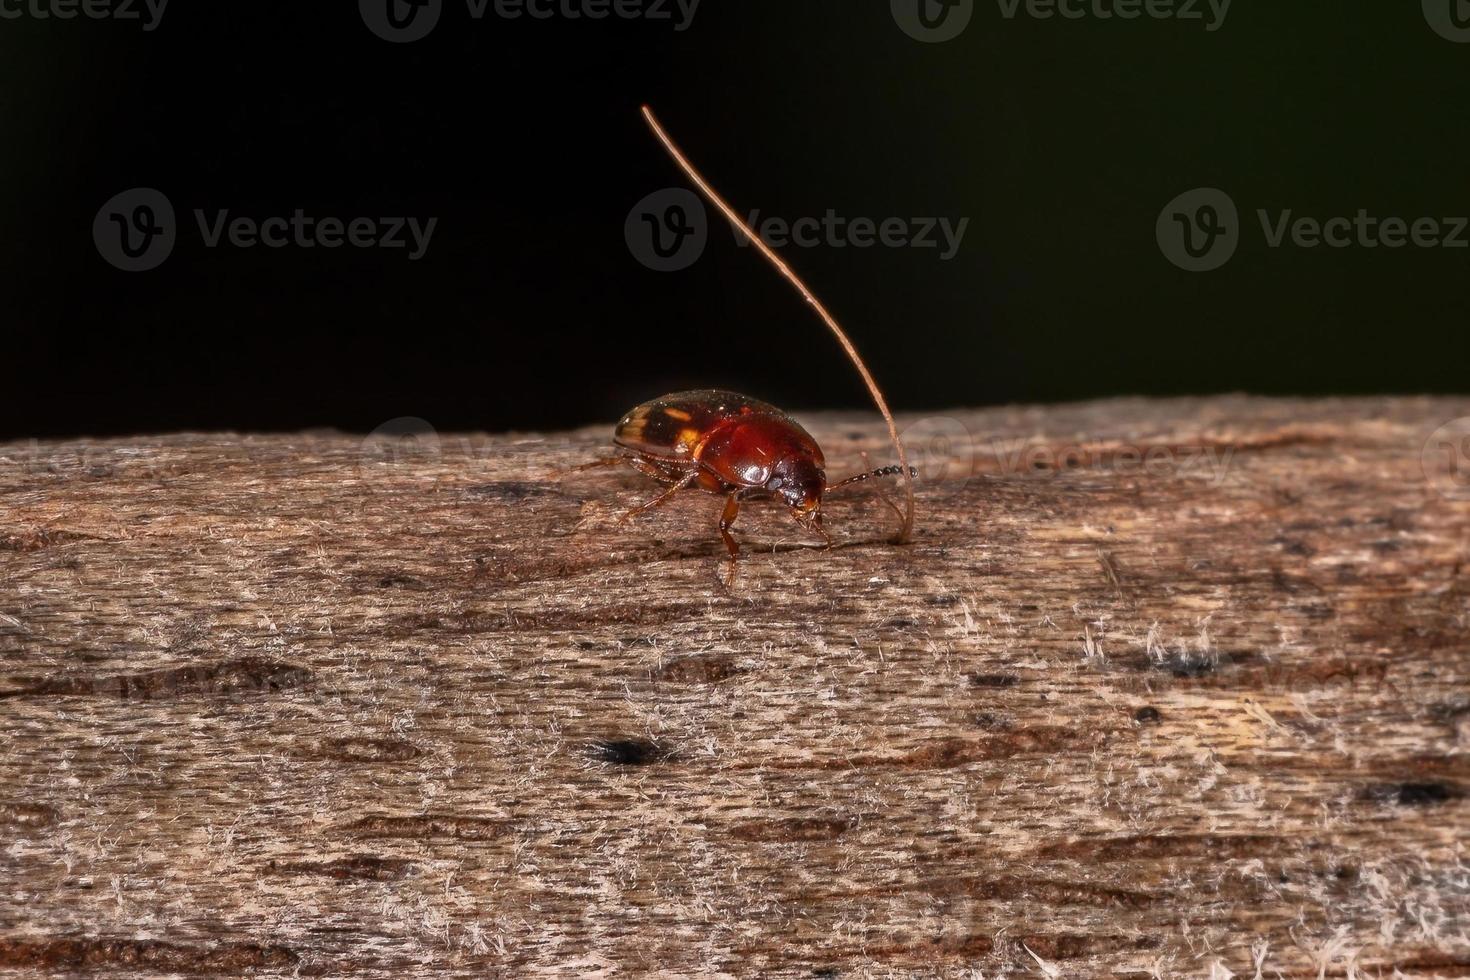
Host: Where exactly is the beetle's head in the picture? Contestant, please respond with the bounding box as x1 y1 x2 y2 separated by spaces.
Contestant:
768 456 826 530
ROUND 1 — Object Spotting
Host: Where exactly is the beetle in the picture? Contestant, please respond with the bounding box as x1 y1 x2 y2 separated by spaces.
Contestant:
581 106 918 564
597 388 912 559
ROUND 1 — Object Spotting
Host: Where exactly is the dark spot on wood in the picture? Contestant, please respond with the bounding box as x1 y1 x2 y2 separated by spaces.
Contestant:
374 573 426 590
387 602 704 635
337 815 505 840
1362 782 1463 807
912 875 1157 909
969 672 1020 688
1390 955 1470 976
730 817 852 843
1134 706 1161 724
1014 932 1159 960
1038 833 1279 862
464 481 558 501
971 712 1013 731
869 933 994 960
1151 651 1226 678
313 737 422 763
267 855 416 881
831 729 1078 771
0 529 82 552
1271 568 1314 594
1300 601 1335 620
0 801 60 829
2 656 313 700
590 738 668 766
896 738 976 769
651 653 744 684
0 937 298 972
924 594 960 607
1430 698 1470 723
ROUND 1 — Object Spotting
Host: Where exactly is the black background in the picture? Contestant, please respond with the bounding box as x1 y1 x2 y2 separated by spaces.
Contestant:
5 0 1468 440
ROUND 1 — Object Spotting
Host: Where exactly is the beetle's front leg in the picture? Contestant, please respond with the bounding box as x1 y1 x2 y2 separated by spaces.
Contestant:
718 492 742 561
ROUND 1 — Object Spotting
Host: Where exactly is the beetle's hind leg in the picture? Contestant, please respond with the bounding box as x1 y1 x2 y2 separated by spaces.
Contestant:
556 454 628 481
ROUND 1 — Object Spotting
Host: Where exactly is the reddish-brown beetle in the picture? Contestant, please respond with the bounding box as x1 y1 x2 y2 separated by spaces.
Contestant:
581 107 918 563
601 388 912 559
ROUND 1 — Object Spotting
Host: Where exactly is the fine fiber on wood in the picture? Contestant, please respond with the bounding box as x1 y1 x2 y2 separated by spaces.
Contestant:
1 395 1467 977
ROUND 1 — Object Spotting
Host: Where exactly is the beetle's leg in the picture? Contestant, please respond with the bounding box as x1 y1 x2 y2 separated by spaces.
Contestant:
556 455 628 480
718 492 742 560
793 508 834 548
616 467 699 526
811 516 835 549
571 456 626 472
623 455 678 483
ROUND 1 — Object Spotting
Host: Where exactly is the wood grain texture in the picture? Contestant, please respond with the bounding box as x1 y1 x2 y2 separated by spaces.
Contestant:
1 396 1468 978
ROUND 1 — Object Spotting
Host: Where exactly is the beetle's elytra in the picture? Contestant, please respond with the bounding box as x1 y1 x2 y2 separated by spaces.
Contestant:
598 388 911 560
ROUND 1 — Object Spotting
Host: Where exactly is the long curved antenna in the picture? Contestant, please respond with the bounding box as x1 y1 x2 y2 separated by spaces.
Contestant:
639 105 915 544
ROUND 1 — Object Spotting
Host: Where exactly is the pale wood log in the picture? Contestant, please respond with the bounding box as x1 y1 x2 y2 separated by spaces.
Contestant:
1 396 1468 978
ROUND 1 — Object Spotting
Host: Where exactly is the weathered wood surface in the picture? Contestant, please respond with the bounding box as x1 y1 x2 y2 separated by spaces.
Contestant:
1 395 1468 979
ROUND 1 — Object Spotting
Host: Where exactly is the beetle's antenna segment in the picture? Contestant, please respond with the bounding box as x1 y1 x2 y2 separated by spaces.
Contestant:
640 104 915 544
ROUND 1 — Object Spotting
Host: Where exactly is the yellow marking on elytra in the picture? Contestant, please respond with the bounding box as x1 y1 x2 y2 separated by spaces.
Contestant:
663 407 693 422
